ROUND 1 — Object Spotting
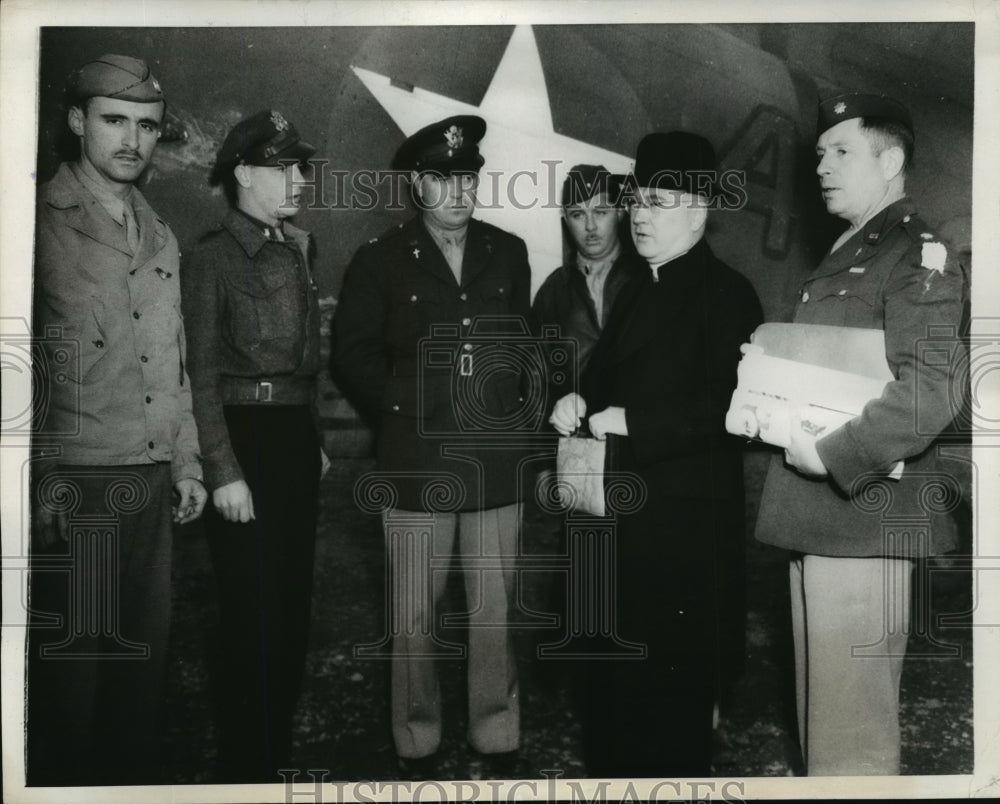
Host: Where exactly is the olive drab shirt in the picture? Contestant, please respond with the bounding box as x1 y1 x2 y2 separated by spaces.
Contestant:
755 198 968 557
34 163 202 483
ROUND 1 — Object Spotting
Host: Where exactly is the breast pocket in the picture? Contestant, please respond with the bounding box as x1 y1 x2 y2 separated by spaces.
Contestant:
388 284 449 344
224 270 296 344
808 274 882 328
478 278 512 315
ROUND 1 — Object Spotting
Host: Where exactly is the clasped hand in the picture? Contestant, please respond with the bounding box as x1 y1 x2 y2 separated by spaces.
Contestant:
549 393 628 440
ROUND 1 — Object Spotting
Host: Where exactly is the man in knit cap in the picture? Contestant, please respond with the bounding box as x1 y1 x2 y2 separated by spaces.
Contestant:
29 54 205 785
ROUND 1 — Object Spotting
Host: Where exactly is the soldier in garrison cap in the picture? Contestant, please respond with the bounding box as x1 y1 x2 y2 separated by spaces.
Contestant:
28 54 206 786
754 92 969 775
333 115 532 777
181 109 321 782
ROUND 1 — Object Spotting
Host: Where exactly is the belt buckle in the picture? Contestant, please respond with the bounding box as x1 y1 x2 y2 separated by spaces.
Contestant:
256 381 273 402
460 354 473 377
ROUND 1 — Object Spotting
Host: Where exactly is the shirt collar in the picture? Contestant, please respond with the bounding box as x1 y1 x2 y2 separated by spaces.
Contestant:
422 216 468 251
223 207 309 257
576 240 621 279
70 161 133 225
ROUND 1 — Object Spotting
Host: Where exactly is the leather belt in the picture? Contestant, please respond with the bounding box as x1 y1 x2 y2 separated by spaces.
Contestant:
219 376 316 405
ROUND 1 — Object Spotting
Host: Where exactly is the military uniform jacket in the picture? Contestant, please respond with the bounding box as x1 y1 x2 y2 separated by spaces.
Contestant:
332 215 533 512
34 163 201 483
755 198 967 557
182 209 320 490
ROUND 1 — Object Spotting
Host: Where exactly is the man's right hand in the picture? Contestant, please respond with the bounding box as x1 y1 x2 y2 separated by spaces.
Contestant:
549 392 587 436
213 480 255 523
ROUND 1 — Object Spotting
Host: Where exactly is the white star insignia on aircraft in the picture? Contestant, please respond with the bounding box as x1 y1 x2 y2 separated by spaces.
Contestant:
352 25 633 293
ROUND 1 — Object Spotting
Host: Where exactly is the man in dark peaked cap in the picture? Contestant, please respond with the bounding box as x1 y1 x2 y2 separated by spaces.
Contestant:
333 115 532 776
550 131 762 778
182 109 322 782
29 53 206 785
755 92 968 774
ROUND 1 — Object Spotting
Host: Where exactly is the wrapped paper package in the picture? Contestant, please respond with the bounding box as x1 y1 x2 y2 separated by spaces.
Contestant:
726 322 904 478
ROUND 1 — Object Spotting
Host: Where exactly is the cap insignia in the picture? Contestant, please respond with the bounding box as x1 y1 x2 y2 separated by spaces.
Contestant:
444 125 463 149
271 111 289 132
834 102 847 115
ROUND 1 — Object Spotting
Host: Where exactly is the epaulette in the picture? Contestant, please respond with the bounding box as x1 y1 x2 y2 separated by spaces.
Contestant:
364 221 408 248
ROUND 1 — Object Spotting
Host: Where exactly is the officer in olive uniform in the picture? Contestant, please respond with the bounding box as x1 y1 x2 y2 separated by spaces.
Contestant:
333 115 531 770
755 93 968 775
182 110 321 781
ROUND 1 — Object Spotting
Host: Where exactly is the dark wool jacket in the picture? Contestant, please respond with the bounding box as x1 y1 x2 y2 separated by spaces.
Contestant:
332 215 534 512
181 209 320 490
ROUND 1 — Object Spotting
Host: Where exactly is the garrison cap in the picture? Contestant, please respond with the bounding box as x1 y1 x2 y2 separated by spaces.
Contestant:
210 109 315 184
392 115 486 174
631 131 717 197
561 164 622 208
68 54 164 104
818 92 913 136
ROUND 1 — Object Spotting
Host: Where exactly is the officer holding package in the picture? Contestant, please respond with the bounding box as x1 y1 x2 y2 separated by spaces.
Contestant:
333 115 531 775
755 93 968 775
182 109 321 781
29 54 206 785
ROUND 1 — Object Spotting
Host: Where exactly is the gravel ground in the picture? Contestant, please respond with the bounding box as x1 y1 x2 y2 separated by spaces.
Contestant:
164 458 973 784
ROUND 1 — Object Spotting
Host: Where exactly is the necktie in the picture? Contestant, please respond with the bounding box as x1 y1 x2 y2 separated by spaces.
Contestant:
123 203 140 253
440 236 463 283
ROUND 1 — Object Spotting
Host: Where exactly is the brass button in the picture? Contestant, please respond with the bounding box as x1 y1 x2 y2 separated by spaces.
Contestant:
462 317 471 326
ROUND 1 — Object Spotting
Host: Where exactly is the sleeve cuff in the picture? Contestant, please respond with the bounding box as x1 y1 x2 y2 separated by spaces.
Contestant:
170 459 204 486
816 424 879 494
